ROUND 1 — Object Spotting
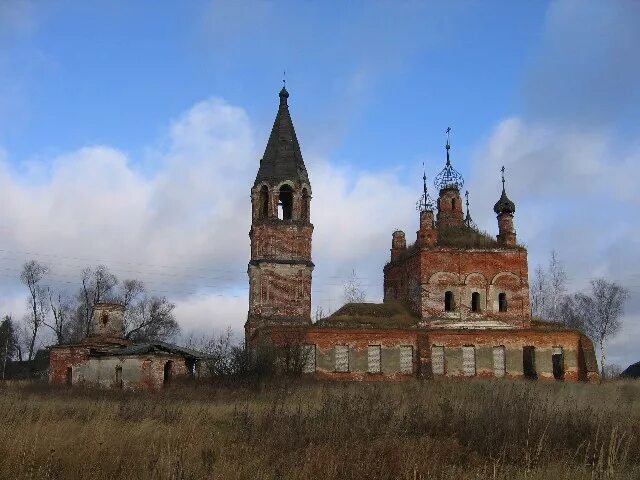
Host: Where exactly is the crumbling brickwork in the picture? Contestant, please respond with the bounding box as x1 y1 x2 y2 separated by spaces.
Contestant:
245 87 313 340
246 88 599 383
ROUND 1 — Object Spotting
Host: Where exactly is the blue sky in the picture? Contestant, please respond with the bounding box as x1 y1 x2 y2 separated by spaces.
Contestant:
1 0 639 368
1 1 547 173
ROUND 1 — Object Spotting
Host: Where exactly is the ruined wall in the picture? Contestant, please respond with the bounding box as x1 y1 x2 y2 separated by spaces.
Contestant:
250 223 312 261
269 328 418 381
424 329 595 381
383 251 422 315
384 247 530 324
260 326 598 383
49 348 193 391
419 248 530 321
247 215 313 339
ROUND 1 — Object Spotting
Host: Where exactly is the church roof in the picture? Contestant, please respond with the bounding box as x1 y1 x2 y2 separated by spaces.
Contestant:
254 87 310 188
315 302 420 329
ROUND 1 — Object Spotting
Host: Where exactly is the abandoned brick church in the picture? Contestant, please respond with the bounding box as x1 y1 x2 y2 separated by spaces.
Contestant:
246 86 599 382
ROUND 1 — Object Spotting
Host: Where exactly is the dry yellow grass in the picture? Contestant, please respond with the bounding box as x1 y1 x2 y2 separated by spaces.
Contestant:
0 379 638 479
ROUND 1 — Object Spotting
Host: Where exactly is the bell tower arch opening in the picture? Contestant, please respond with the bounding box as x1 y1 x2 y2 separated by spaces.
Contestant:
278 185 293 220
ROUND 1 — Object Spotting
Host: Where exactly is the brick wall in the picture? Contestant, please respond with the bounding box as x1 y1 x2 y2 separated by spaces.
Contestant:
385 247 530 323
259 325 599 382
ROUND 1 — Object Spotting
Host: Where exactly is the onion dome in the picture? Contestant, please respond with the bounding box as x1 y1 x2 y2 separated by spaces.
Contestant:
416 168 435 212
493 166 516 214
434 128 464 191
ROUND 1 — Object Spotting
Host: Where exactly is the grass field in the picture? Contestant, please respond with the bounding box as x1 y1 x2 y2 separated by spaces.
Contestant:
0 379 638 479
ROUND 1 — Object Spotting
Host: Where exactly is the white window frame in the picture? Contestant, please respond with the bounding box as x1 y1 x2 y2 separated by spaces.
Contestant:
431 345 445 375
302 344 316 374
400 346 413 374
492 345 506 378
462 346 476 377
334 345 349 372
368 345 381 374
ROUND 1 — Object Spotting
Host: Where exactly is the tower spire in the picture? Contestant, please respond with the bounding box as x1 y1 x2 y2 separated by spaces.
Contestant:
501 165 506 192
464 190 476 229
416 162 434 212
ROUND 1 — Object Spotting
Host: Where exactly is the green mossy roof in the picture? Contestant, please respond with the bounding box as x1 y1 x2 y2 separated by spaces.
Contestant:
315 302 420 329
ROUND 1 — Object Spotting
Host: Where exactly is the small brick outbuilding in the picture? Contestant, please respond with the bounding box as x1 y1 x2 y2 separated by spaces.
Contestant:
49 303 205 390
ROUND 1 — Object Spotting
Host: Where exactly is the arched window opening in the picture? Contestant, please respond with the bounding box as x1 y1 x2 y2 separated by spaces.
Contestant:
451 198 456 209
278 185 293 220
444 291 454 312
498 293 508 312
301 188 310 221
471 292 481 312
259 185 269 218
163 361 173 385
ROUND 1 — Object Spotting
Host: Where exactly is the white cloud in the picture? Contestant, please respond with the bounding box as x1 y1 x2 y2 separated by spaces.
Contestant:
0 96 418 340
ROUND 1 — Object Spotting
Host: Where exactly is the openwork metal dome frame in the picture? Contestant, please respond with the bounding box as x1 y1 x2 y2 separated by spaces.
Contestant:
434 128 464 191
416 171 435 212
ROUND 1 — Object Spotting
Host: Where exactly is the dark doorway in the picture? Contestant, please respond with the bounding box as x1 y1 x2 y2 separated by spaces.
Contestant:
471 292 481 312
278 185 293 220
115 365 123 389
66 367 72 386
186 359 197 378
552 349 564 380
259 185 269 218
163 361 173 385
444 291 454 312
523 347 537 379
498 293 508 312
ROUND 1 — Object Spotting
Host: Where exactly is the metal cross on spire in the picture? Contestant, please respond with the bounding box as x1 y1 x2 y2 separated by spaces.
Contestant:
422 162 427 197
283 70 286 88
501 165 506 191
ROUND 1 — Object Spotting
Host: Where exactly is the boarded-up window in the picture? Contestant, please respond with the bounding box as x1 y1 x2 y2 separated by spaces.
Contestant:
462 346 476 376
493 346 506 378
432 346 445 375
335 345 349 372
368 345 381 373
302 344 316 373
400 346 413 374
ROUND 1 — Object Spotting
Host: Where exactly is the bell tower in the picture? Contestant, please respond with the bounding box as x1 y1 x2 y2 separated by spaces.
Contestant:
246 86 313 341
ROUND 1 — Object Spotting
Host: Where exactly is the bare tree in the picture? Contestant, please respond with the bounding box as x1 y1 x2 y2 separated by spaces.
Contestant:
314 305 325 322
546 251 567 323
530 265 547 319
124 296 179 342
530 250 567 323
0 315 18 379
44 288 74 345
575 278 629 378
343 269 366 304
20 260 50 361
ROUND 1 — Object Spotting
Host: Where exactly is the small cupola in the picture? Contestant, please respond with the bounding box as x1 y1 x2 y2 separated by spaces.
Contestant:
494 166 517 246
91 302 125 338
434 128 464 227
